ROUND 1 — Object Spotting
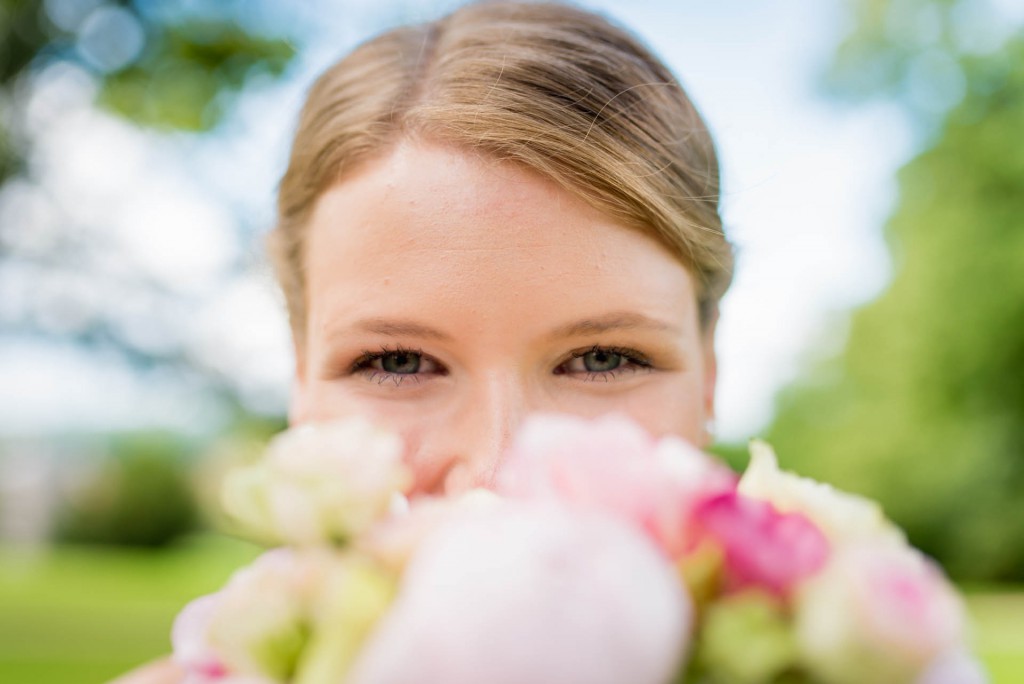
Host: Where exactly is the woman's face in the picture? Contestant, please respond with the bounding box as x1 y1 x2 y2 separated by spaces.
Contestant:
291 140 717 496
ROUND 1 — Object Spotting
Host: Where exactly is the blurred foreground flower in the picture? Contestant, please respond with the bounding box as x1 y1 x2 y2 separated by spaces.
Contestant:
692 491 829 597
739 440 904 546
221 419 411 546
173 548 394 683
172 414 986 684
348 502 689 684
497 413 736 558
795 543 971 684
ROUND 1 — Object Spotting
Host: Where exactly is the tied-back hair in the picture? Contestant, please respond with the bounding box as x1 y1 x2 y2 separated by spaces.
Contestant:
271 0 734 342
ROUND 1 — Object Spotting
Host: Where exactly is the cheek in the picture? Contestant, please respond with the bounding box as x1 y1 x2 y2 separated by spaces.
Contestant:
610 375 708 446
296 382 434 437
290 392 372 432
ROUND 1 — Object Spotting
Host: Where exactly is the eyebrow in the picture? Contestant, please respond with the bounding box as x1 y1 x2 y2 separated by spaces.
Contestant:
342 312 677 342
546 311 680 339
351 317 454 341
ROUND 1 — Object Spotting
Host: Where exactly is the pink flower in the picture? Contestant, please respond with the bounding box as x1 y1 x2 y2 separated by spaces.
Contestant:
795 543 969 684
692 491 830 596
347 501 691 684
496 413 736 558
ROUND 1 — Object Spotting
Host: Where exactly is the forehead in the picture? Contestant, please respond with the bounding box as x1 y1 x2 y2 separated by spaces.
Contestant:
304 140 698 335
311 141 618 253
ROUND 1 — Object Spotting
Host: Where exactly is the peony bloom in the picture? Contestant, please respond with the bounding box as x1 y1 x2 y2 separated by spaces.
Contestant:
794 543 969 684
346 501 691 684
173 549 317 681
692 491 830 597
222 419 412 546
172 548 394 683
739 440 904 547
172 593 231 683
357 489 502 573
497 413 736 558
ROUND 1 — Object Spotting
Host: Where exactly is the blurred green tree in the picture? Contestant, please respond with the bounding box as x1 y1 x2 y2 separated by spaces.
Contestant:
766 0 1024 581
1 0 294 177
0 0 296 411
54 431 200 547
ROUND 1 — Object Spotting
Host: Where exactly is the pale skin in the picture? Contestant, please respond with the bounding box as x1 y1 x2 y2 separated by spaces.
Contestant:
119 138 718 682
293 139 718 492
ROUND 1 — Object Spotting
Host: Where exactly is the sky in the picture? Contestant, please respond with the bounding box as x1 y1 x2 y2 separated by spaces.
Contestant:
0 0 918 441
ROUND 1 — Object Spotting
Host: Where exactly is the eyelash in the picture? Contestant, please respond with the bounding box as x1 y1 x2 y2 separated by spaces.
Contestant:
350 345 437 386
560 345 653 382
347 344 653 386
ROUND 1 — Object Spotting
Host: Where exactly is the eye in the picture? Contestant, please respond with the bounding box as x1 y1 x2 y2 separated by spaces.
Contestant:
351 347 444 384
380 350 422 374
579 348 624 372
556 345 651 379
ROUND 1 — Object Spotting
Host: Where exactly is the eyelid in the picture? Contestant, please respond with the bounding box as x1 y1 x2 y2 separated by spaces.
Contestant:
568 344 652 365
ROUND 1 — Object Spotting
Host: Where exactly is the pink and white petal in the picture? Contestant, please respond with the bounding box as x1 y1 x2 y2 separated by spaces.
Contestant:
172 593 228 678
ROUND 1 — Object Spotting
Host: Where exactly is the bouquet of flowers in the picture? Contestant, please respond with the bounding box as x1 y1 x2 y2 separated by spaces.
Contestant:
172 414 987 684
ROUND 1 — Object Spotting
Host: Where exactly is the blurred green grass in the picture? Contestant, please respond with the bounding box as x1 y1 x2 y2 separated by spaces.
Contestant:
2 537 1022 683
963 590 1024 683
0 535 261 683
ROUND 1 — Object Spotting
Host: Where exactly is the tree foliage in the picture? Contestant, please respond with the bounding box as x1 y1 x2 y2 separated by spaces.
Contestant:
767 1 1024 581
54 430 201 547
1 0 294 177
0 0 296 409
98 19 293 131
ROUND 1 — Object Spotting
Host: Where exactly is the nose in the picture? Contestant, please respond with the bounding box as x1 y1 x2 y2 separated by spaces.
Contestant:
442 372 529 495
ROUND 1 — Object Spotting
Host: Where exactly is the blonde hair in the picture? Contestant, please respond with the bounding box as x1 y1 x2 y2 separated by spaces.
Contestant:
271 0 733 342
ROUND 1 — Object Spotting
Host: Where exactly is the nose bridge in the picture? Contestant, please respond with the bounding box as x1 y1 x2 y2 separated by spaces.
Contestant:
458 369 529 484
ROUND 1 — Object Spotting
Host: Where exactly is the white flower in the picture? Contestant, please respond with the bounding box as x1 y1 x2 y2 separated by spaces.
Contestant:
739 440 904 546
172 548 395 683
223 418 412 546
